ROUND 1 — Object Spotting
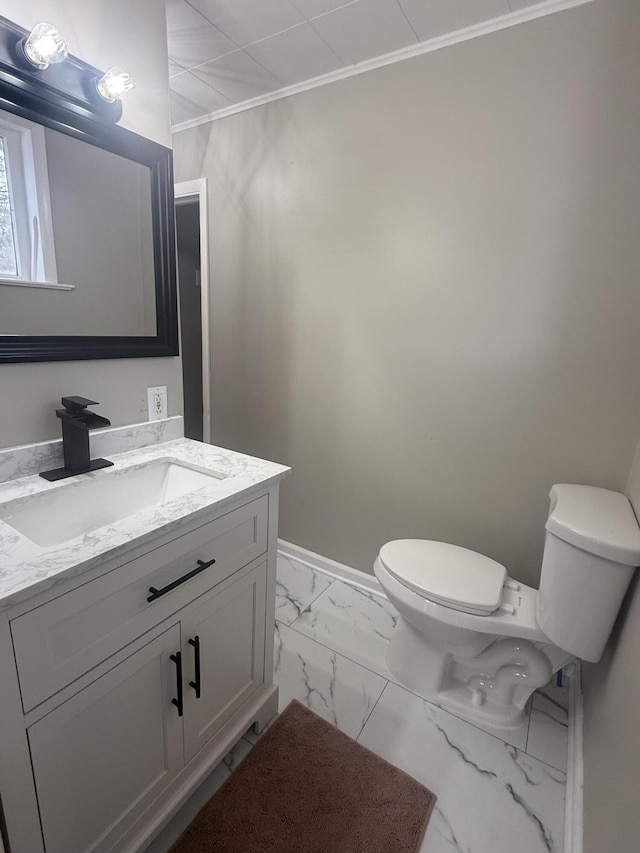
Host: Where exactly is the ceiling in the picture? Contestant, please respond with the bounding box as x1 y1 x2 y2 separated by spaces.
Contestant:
167 0 560 129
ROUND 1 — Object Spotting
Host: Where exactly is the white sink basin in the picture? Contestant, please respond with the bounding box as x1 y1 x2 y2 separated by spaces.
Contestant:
0 459 225 547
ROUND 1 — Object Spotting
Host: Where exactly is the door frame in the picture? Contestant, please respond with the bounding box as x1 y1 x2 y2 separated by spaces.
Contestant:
175 179 211 444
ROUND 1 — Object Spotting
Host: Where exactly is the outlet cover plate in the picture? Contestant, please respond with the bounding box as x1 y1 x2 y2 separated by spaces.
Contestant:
147 386 167 421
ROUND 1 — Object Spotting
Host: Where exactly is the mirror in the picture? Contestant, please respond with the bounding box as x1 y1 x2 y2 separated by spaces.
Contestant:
1 111 158 337
0 14 178 362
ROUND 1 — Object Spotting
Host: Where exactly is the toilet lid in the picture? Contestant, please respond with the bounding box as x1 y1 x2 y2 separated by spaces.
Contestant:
378 539 507 615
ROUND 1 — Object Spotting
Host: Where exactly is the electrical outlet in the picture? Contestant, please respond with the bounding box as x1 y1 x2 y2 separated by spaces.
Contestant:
147 386 167 421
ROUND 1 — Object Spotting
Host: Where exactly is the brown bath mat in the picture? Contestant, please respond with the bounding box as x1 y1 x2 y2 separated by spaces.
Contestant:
170 699 436 853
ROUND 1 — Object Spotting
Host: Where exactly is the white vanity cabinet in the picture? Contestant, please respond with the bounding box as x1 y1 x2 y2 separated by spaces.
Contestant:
0 486 281 853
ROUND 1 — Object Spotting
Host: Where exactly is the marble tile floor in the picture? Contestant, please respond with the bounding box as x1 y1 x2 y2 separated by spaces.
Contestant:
147 553 570 853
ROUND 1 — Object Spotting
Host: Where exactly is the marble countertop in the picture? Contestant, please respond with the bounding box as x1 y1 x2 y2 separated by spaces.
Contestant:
0 438 290 611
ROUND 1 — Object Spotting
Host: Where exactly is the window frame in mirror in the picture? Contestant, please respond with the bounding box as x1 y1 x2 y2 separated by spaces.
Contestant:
0 16 178 363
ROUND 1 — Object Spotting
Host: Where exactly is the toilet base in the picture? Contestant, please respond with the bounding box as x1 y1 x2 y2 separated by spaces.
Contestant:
386 616 571 729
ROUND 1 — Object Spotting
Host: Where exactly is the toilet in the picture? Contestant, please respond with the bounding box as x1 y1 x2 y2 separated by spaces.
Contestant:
374 484 640 728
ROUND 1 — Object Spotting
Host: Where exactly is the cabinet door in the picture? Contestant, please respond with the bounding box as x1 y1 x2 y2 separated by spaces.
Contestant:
28 624 184 853
182 562 267 763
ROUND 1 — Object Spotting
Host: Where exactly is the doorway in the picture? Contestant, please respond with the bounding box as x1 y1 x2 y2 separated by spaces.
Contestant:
175 179 210 443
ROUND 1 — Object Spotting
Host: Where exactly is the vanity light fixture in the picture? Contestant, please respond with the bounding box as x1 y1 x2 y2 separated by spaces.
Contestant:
20 22 68 70
0 13 133 126
95 67 134 103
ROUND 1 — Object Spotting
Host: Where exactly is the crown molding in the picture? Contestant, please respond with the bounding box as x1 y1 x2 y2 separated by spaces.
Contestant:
171 0 593 134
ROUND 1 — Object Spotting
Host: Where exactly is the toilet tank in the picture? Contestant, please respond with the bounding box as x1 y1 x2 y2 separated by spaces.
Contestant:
536 484 640 662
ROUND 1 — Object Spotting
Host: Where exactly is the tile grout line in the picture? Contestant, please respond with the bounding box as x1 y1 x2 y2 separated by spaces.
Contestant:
276 558 335 629
356 679 390 743
524 710 569 775
287 577 341 629
279 616 544 760
278 578 531 755
279 617 390 684
291 573 335 627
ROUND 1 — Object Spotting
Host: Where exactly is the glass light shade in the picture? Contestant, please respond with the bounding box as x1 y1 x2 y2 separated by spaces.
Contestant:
23 23 68 70
96 67 134 103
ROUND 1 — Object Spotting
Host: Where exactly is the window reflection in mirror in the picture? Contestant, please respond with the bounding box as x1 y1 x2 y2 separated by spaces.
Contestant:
0 135 18 276
0 111 59 286
0 109 157 337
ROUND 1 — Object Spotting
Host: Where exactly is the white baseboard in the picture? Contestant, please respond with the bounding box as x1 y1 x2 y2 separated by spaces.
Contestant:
277 539 384 595
564 662 584 853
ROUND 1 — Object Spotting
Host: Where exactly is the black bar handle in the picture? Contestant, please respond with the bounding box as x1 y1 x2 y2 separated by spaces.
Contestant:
189 635 201 699
147 557 216 603
170 651 183 717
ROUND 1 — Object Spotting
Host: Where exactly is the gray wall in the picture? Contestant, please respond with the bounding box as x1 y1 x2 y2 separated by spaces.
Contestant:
582 440 640 853
0 0 182 447
174 0 640 586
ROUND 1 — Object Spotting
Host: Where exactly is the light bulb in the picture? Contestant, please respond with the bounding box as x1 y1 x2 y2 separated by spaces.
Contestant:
96 67 134 103
23 23 68 70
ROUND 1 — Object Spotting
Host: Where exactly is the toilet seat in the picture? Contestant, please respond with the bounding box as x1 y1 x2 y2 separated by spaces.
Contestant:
378 539 507 616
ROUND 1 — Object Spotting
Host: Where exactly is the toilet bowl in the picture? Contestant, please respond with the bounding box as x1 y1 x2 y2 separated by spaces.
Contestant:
374 484 640 728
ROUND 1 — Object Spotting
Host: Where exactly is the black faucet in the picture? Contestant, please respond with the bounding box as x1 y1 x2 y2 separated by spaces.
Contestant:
40 397 114 481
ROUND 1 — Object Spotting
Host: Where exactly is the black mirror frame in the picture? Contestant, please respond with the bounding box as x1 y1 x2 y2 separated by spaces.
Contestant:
0 15 178 363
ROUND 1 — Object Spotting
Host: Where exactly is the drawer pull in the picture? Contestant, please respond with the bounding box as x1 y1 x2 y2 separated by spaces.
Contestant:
189 635 201 698
170 651 183 717
147 557 216 603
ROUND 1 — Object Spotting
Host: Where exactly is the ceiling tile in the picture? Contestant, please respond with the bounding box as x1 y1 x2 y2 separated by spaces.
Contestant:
245 23 344 86
166 0 236 67
310 0 418 65
508 0 544 9
289 0 360 18
170 91 206 125
397 0 510 41
169 71 232 123
191 50 284 103
187 0 304 46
